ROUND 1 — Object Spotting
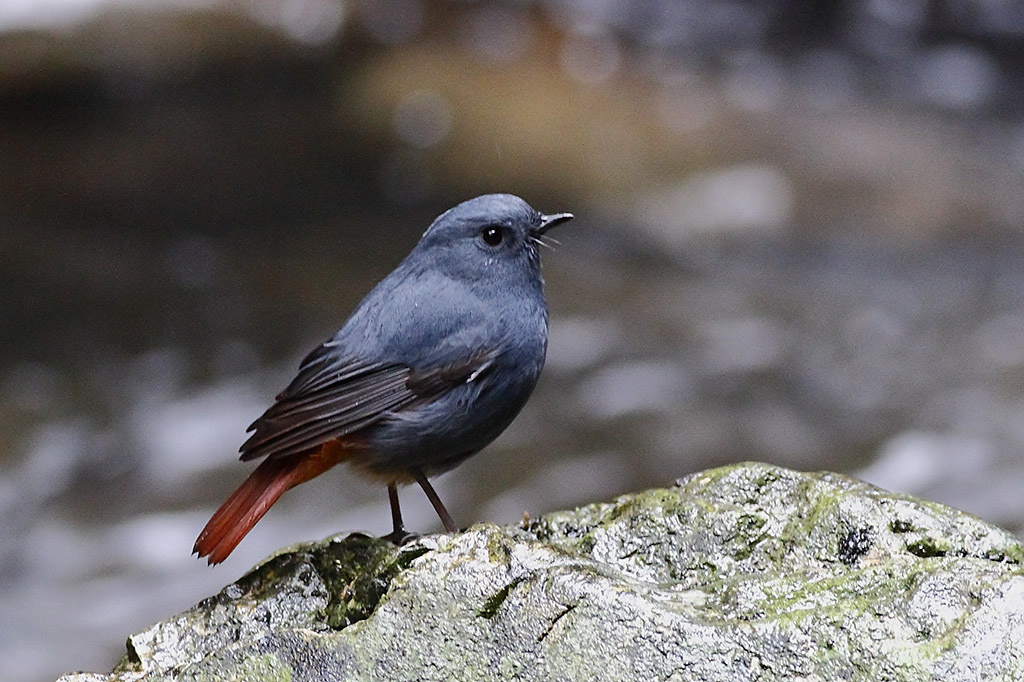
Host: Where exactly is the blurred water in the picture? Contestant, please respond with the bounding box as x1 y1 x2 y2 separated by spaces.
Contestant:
2 2 1024 681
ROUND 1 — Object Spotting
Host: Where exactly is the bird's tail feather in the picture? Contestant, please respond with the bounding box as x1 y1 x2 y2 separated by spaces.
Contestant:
193 443 348 565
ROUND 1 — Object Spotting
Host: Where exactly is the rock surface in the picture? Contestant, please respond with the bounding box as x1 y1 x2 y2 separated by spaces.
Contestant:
58 462 1024 681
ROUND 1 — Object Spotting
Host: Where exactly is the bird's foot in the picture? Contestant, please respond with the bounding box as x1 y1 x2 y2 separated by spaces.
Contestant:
381 528 421 545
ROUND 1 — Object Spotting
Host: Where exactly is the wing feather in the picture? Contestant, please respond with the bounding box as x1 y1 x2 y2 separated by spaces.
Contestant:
239 342 500 463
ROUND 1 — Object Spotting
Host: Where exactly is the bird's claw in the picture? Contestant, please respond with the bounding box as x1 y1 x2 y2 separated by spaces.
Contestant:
381 528 421 545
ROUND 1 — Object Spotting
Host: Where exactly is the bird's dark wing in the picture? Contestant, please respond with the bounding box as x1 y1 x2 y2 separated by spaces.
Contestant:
239 341 498 462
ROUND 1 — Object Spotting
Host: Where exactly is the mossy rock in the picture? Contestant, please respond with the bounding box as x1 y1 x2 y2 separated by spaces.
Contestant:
58 462 1024 681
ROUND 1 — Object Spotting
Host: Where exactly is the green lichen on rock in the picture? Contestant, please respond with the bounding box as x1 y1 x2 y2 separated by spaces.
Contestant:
58 463 1024 682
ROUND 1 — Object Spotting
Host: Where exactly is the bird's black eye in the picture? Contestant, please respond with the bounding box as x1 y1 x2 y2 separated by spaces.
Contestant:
481 226 504 246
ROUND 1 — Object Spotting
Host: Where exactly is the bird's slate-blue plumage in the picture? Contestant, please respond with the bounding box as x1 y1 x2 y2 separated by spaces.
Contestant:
195 194 572 564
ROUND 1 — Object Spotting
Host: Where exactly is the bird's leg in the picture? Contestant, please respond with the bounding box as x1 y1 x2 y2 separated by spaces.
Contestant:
412 468 459 533
388 482 404 535
381 482 419 545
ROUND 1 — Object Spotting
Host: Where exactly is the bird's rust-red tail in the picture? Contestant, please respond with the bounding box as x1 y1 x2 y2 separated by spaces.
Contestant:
194 441 351 565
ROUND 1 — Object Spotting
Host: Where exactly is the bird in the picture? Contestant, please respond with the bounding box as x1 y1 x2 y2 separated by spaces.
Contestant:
193 193 573 564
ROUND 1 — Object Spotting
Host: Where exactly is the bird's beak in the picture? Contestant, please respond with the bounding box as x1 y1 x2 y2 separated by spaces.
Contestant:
537 212 574 234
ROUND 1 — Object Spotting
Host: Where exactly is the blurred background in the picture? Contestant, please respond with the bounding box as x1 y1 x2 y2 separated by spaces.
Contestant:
2 0 1024 679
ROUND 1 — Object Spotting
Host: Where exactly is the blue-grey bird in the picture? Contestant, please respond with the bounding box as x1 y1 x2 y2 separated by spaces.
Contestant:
194 194 572 564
